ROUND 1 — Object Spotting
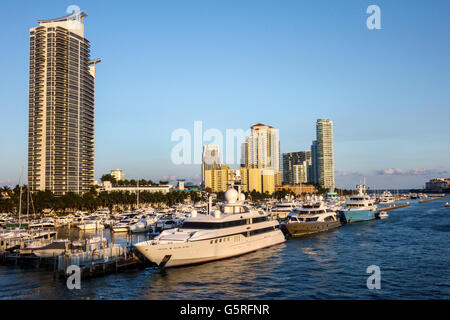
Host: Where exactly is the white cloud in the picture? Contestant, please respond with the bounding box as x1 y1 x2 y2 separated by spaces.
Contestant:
374 168 449 176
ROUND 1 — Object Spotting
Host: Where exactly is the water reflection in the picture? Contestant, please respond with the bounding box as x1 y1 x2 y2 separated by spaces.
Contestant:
1 199 449 299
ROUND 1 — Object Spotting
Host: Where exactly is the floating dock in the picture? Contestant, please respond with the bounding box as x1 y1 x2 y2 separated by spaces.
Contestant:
0 236 149 280
418 196 448 204
378 202 410 212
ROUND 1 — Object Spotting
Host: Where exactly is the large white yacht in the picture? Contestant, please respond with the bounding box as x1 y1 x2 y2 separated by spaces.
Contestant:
270 198 299 219
134 188 286 268
338 184 378 223
378 190 395 205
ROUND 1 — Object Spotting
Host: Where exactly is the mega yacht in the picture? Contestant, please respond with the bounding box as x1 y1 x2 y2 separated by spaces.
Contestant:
77 219 104 231
378 190 395 205
270 199 299 219
283 196 341 237
338 184 378 223
134 188 286 268
129 216 158 233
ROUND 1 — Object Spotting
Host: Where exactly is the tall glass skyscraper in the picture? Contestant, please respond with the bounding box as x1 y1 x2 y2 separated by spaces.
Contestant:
316 119 335 189
28 11 100 195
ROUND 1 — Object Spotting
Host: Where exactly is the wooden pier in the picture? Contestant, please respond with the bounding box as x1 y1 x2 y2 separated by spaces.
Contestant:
378 202 410 212
418 196 448 204
59 254 147 280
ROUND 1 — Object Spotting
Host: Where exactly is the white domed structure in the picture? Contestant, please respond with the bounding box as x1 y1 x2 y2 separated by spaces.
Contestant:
239 193 246 201
224 188 239 204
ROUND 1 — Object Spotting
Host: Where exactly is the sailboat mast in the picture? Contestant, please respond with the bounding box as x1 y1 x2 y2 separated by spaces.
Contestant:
18 166 23 228
27 182 30 216
137 179 140 208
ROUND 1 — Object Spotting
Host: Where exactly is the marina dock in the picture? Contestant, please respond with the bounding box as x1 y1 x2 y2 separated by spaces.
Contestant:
0 232 149 280
377 202 411 212
418 196 448 203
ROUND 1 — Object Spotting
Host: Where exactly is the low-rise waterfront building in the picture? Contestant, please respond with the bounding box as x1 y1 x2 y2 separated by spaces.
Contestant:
102 181 172 194
425 178 450 192
276 184 316 195
110 169 125 181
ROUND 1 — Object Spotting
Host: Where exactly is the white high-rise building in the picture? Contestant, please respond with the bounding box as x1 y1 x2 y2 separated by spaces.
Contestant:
316 119 335 189
201 145 221 186
293 162 309 185
28 11 100 195
243 123 280 173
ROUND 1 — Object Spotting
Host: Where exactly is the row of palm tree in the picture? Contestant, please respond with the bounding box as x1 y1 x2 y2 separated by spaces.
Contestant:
0 185 202 215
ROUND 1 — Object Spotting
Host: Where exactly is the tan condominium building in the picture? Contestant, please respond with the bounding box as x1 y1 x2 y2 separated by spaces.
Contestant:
28 11 100 195
240 167 277 194
241 123 281 186
204 166 236 193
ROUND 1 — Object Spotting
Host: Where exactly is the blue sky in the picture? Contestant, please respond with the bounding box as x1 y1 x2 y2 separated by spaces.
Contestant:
0 0 449 189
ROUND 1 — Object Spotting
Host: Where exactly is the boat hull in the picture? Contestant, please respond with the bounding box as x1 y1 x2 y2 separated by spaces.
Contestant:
285 221 341 237
134 230 286 268
339 209 376 223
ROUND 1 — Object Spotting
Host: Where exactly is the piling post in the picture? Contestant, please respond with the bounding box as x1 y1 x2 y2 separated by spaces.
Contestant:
53 256 57 279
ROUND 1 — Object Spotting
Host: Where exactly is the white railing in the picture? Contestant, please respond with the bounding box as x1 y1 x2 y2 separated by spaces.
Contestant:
58 244 125 271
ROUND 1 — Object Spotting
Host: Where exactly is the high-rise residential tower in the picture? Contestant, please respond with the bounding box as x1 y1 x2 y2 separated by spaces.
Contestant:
310 140 318 184
316 119 335 189
241 123 281 188
243 124 280 172
28 11 100 195
282 151 311 184
201 145 221 186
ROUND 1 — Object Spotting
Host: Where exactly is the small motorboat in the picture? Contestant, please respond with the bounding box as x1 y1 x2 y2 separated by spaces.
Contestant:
378 212 389 219
445 202 450 207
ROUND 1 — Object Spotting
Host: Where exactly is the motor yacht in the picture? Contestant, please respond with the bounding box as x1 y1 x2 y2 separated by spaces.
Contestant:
134 188 286 268
378 190 395 205
270 199 299 219
129 216 158 233
338 184 378 223
283 196 341 237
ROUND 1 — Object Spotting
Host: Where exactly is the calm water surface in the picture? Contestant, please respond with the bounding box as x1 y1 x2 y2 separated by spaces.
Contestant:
1 198 449 299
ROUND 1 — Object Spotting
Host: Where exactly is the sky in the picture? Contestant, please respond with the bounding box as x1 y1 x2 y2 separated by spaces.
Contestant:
0 0 449 189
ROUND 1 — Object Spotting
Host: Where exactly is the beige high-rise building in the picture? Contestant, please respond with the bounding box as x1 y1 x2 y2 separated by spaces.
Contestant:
261 169 275 194
240 167 278 194
241 123 281 186
247 168 262 193
316 119 335 189
28 11 100 195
